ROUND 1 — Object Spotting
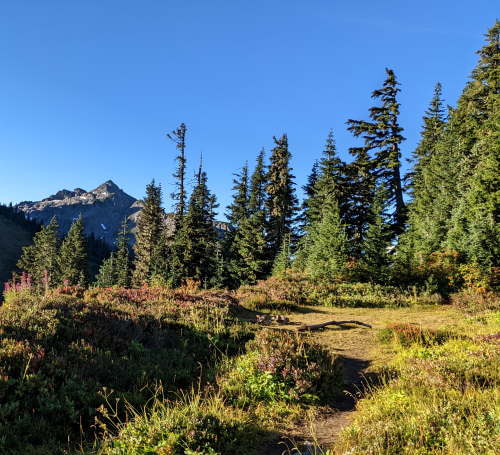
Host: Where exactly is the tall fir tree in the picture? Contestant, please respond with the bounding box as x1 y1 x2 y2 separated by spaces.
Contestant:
114 218 131 287
59 216 87 285
229 150 269 285
248 148 267 213
359 186 392 283
343 147 377 257
265 134 298 261
407 82 446 194
299 160 319 233
167 123 187 228
303 194 348 281
18 216 60 287
95 252 117 287
133 180 165 285
307 130 349 230
226 162 249 228
177 170 218 286
399 20 499 271
347 68 406 235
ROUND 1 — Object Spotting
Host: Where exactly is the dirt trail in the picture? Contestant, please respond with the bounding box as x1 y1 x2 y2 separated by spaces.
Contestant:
259 305 461 454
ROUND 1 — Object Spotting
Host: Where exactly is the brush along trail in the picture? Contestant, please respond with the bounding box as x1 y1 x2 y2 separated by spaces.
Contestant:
252 304 463 454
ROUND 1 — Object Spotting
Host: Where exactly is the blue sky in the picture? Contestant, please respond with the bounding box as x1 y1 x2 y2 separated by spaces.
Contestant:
0 1 496 216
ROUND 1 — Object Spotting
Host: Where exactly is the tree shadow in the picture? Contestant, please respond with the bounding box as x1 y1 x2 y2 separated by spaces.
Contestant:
0 297 252 453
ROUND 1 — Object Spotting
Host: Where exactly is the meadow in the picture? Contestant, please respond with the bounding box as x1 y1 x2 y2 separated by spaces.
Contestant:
0 276 498 454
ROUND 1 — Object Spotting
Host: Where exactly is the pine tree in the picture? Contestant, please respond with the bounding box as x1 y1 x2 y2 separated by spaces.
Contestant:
359 186 392 283
400 21 499 271
167 123 187 228
265 134 298 261
347 68 406 235
95 252 117 287
407 82 446 194
59 216 87 285
343 147 376 257
133 181 165 285
299 160 319 232
303 195 348 281
272 233 292 276
115 218 131 287
248 148 267 214
307 130 349 229
18 216 60 287
178 170 218 285
226 162 249 228
398 84 448 265
229 150 269 285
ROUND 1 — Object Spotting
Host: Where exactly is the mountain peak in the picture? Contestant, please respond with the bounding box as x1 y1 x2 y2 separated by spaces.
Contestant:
91 180 122 194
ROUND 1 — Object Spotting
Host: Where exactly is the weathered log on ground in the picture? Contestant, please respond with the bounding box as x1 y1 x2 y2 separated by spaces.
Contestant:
297 320 372 331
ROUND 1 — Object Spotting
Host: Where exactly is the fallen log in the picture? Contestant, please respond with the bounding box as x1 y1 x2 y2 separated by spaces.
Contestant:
297 320 372 331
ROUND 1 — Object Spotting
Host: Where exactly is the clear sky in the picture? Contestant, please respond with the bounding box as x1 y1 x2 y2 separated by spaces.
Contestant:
0 1 496 216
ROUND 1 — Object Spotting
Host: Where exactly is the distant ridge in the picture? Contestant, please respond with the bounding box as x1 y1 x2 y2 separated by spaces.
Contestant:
16 180 141 245
16 180 230 245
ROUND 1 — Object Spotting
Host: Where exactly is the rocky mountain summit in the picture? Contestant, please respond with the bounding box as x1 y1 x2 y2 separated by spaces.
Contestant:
17 181 141 245
16 180 230 245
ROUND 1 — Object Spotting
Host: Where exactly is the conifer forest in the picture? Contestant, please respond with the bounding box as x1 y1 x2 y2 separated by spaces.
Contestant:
0 17 498 455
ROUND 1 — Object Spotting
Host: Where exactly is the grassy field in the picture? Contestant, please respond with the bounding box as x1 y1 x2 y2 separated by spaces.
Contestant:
0 284 498 454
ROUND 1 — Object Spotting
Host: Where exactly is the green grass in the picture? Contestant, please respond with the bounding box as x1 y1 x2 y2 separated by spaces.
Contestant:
333 305 500 455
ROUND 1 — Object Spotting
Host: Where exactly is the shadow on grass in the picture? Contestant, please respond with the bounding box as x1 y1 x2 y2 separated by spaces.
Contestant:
0 297 253 454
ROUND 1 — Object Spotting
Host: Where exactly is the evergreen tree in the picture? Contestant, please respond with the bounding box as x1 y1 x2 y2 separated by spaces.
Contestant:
229 150 269 285
397 84 448 265
95 252 117 287
59 216 87 285
343 147 376 257
307 130 349 229
114 218 131 287
248 149 267 214
299 160 319 232
303 195 348 281
167 123 187 228
272 233 292 276
232 211 269 283
347 68 406 235
400 21 499 271
177 170 218 285
265 134 298 260
407 82 446 194
359 186 392 283
133 181 165 285
226 162 249 228
18 216 60 287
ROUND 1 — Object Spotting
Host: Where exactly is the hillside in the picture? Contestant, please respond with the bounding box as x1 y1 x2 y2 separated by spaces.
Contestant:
0 210 38 285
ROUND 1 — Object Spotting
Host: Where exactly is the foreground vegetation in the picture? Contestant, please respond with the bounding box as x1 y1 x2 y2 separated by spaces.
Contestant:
333 291 499 455
0 278 498 454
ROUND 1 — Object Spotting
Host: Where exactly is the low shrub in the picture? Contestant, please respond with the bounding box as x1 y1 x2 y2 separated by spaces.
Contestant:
0 289 250 454
451 289 500 314
220 330 343 406
378 323 454 347
239 273 442 309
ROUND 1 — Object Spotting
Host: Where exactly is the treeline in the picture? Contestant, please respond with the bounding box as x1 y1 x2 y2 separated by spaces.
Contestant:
12 215 110 288
13 21 499 293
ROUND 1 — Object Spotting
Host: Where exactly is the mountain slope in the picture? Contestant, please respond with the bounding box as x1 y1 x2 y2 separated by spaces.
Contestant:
16 180 141 245
0 208 39 285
